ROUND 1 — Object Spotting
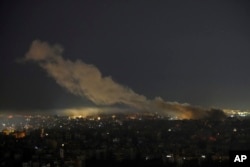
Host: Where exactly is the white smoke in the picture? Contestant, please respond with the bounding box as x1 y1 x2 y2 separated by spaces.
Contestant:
25 40 149 109
24 40 225 119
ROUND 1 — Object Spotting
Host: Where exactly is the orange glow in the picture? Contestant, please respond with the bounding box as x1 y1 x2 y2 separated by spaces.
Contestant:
2 129 11 135
13 132 26 139
178 111 194 120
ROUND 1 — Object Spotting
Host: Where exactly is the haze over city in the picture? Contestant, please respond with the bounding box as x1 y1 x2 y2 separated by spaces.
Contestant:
1 0 250 117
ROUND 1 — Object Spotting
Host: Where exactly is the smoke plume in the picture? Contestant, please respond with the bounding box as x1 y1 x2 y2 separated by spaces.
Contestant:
24 40 226 119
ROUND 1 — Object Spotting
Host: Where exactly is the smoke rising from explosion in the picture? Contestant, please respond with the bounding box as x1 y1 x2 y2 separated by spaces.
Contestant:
24 40 226 119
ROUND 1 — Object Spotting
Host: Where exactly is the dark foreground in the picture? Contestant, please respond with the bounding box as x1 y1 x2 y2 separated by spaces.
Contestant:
1 114 249 166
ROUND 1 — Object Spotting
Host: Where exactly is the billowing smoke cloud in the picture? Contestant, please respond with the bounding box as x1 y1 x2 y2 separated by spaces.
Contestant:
24 40 226 119
25 40 149 110
153 97 226 119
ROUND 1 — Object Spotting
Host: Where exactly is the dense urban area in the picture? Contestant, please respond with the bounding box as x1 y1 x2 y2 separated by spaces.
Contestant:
0 111 250 167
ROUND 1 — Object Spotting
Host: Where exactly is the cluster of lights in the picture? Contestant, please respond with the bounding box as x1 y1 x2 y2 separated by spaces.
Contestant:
223 109 250 117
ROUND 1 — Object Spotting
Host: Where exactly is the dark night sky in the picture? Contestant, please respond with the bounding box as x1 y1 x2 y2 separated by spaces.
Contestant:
1 0 250 113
